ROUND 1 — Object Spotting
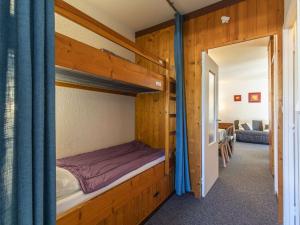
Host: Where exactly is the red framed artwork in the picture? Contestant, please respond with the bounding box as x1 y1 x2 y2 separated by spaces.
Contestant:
248 92 261 103
234 95 242 102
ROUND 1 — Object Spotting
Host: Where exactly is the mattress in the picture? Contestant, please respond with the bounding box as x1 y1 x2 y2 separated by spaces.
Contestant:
57 141 164 194
57 155 165 215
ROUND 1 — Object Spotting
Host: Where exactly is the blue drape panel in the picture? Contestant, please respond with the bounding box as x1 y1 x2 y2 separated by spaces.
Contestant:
174 13 191 195
0 1 56 225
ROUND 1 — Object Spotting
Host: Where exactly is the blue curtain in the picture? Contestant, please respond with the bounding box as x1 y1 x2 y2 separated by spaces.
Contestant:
174 13 191 195
0 1 56 225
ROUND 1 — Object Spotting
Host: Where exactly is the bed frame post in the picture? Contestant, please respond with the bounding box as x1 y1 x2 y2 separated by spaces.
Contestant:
164 60 170 175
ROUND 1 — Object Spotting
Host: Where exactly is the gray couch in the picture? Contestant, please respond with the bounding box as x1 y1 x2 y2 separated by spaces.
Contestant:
236 130 269 145
234 120 269 145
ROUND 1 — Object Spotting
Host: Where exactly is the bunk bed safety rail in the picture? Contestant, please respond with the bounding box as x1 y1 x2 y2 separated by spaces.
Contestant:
55 0 169 70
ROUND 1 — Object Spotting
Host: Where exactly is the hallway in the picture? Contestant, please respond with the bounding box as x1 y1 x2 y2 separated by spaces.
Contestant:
144 143 278 225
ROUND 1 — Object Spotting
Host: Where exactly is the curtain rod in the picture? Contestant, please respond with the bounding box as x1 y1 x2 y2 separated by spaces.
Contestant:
166 0 179 14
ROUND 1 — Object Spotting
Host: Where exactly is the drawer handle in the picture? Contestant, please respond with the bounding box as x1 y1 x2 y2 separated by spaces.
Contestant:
153 191 160 198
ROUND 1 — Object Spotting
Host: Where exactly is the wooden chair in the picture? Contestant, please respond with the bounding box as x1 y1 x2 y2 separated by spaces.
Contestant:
219 142 226 167
219 140 230 167
218 129 231 167
225 125 235 156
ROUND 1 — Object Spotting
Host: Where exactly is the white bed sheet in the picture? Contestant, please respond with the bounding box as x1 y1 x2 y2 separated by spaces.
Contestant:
57 156 165 215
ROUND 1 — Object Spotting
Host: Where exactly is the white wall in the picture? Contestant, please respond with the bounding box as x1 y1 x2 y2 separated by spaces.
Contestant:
209 39 269 125
56 88 135 158
218 78 269 124
55 1 136 158
55 0 135 62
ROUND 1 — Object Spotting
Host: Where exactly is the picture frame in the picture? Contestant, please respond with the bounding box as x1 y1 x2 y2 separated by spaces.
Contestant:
248 92 261 103
234 95 242 102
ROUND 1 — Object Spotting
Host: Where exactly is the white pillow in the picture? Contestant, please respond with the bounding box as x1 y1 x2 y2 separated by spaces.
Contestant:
56 167 80 199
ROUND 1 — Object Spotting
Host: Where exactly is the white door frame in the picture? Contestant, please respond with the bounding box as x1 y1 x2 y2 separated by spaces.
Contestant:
274 34 279 195
283 0 299 224
201 51 219 197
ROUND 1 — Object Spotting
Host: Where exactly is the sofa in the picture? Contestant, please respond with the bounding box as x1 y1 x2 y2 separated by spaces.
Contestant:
235 120 270 145
236 130 269 145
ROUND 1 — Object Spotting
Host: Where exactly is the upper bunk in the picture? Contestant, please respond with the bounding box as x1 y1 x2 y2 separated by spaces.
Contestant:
55 0 171 94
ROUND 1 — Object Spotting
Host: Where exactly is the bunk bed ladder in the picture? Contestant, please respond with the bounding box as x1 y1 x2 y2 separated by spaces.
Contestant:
165 64 176 176
164 67 170 175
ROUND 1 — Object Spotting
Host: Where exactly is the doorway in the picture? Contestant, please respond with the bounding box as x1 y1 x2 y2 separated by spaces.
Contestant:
201 36 279 224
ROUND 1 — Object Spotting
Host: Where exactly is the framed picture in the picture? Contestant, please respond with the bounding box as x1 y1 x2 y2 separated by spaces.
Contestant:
248 92 261 103
234 95 242 102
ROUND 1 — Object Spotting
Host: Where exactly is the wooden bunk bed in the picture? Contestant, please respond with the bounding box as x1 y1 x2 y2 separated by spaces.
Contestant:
55 1 176 225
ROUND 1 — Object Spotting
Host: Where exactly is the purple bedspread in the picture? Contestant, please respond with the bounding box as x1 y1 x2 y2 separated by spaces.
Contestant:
57 141 164 194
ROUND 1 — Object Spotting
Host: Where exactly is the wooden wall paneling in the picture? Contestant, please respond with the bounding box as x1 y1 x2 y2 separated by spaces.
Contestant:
136 1 284 220
214 7 231 45
267 0 279 34
135 93 165 149
277 32 283 224
246 0 257 38
237 0 247 41
268 37 275 176
135 28 176 176
194 15 205 198
184 19 199 196
228 4 239 42
148 32 159 74
159 29 170 75
135 36 148 70
206 12 216 48
256 0 268 36
169 27 176 79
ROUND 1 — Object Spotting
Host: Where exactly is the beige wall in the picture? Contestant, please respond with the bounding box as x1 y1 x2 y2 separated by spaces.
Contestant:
55 1 136 158
55 0 135 62
219 78 269 124
56 87 135 159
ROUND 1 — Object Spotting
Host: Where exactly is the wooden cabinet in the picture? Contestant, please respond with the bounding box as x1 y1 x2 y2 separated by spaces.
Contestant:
57 162 174 225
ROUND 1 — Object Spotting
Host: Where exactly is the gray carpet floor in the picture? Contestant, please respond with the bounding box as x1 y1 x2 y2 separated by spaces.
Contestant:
144 142 278 225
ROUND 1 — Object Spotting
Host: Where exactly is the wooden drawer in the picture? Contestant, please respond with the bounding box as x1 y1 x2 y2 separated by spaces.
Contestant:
56 208 81 225
57 162 173 225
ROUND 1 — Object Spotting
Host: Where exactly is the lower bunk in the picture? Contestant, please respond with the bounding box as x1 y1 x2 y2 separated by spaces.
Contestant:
56 141 174 225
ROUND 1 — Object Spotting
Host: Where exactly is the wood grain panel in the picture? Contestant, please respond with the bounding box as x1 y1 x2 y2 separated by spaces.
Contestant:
136 0 284 221
57 163 174 225
277 32 284 224
268 37 275 176
55 81 137 96
55 0 166 67
56 33 165 91
135 93 165 149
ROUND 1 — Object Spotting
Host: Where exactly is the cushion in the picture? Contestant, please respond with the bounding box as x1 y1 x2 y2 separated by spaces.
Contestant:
252 120 263 131
234 120 239 130
56 167 80 199
241 123 251 130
